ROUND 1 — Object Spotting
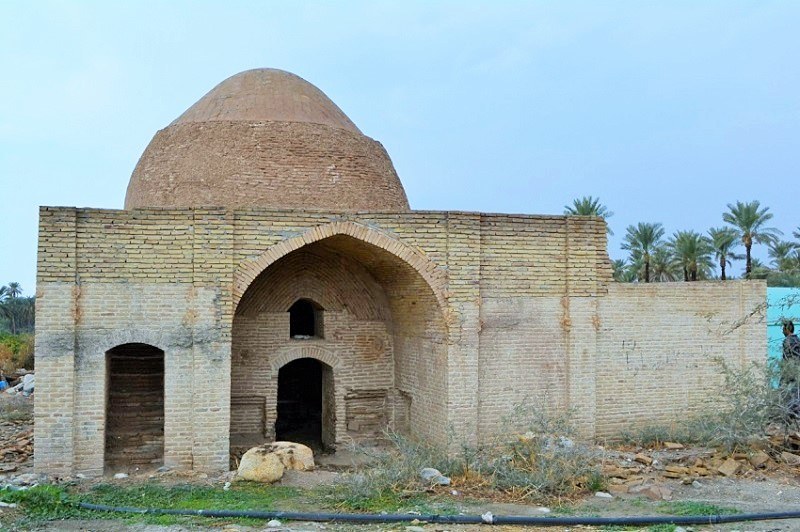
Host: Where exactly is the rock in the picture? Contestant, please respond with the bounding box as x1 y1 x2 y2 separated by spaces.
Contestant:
13 473 40 485
405 527 426 532
717 458 741 477
603 465 631 478
663 465 690 479
608 484 629 495
0 501 17 508
113 473 129 479
781 451 800 465
267 442 315 471
594 491 613 498
629 483 672 501
237 448 285 483
420 467 451 485
634 453 653 466
21 374 34 394
749 450 770 469
663 442 684 450
266 519 282 528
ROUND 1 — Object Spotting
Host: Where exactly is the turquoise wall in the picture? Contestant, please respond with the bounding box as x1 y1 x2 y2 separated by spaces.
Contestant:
767 287 800 364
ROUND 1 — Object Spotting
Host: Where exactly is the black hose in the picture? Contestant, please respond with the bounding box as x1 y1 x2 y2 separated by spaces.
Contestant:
77 501 800 526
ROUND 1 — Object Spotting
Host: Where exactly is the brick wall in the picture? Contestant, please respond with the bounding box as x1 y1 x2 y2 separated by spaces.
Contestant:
35 206 765 476
595 281 765 437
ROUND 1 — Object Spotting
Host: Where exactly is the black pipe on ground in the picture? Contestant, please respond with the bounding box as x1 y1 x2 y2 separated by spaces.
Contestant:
77 501 800 526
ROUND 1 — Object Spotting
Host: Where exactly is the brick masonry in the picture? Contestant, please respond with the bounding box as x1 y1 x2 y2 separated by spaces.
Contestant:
35 206 766 476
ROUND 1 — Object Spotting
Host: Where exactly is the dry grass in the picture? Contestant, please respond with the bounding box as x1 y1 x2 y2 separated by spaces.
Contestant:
326 405 603 510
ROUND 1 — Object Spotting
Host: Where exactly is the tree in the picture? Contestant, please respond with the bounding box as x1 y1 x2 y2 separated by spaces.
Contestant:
564 196 614 234
0 283 34 335
708 227 742 281
611 258 627 281
649 245 681 282
769 241 799 272
5 282 21 299
722 200 782 279
667 230 714 281
621 222 665 283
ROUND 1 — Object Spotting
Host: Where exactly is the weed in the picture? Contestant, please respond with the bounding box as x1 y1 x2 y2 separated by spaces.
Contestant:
328 404 602 509
621 358 800 453
656 500 739 516
0 482 303 528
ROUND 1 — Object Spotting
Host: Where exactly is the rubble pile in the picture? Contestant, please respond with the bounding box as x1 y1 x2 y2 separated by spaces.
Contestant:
0 424 33 474
600 440 800 500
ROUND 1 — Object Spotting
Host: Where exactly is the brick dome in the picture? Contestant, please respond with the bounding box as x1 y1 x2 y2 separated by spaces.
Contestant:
124 69 409 212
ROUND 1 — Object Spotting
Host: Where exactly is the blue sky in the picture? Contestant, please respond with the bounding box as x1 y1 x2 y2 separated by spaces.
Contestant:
1 1 798 293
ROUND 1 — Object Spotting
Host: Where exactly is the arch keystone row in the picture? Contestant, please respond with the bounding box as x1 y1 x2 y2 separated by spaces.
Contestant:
270 345 340 371
233 221 448 310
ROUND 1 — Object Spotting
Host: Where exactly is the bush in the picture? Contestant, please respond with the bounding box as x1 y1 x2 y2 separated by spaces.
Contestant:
327 404 601 507
0 333 34 374
624 358 800 452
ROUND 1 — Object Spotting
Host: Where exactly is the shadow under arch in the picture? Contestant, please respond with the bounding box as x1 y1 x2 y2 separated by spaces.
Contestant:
230 223 450 456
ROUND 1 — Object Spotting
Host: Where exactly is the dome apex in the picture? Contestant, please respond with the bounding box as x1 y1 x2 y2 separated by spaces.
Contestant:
124 68 409 212
171 68 361 133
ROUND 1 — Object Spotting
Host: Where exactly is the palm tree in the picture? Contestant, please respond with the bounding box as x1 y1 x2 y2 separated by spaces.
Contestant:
564 196 614 234
722 200 782 278
667 230 714 281
611 258 627 281
708 227 742 281
649 245 681 282
5 282 21 299
769 241 799 272
621 222 665 283
748 258 771 279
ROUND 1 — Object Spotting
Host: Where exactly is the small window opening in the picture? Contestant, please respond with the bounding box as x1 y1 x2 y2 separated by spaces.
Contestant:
289 299 323 339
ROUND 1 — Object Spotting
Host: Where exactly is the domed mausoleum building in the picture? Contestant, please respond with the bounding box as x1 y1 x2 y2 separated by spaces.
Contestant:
35 69 765 476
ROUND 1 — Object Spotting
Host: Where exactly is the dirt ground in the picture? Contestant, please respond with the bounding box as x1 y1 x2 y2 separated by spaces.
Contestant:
5 396 800 531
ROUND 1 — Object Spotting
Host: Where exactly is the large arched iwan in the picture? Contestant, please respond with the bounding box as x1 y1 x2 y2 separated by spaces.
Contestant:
105 343 165 472
230 227 449 455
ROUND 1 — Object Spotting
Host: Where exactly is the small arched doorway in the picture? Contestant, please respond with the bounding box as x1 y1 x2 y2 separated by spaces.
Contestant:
105 343 164 472
276 357 334 451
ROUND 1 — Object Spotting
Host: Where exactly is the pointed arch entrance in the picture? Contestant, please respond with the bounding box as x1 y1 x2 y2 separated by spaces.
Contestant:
230 223 448 462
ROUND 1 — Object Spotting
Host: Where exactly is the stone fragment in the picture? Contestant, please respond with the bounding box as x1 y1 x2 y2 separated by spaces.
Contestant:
266 519 282 528
629 483 672 501
237 448 285 483
113 472 128 480
420 467 451 486
749 450 770 469
634 453 653 466
663 442 684 450
781 451 800 465
608 484 629 496
267 441 315 471
717 458 741 477
602 466 631 478
595 491 613 498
